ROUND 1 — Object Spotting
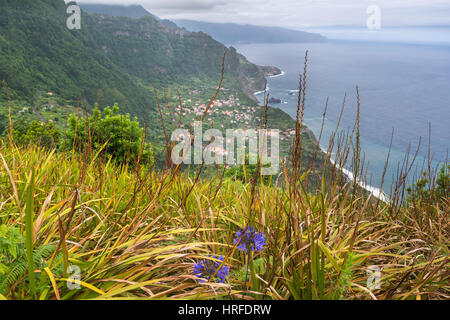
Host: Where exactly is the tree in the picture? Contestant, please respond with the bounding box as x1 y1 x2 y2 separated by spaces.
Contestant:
406 163 449 205
12 119 60 149
225 154 273 184
64 104 154 165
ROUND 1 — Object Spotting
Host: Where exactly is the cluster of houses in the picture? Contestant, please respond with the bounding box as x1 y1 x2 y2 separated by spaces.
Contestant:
169 94 298 145
280 129 297 141
170 95 259 127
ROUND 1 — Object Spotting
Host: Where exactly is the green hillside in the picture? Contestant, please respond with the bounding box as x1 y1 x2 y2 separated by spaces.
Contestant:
0 0 269 123
0 0 148 112
1 0 317 170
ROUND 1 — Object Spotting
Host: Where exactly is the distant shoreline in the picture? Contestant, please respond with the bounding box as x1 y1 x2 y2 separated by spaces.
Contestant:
320 147 389 202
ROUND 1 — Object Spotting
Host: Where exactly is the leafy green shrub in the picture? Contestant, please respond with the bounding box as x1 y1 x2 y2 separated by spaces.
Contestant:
12 119 60 149
225 164 275 185
224 154 274 184
64 104 154 165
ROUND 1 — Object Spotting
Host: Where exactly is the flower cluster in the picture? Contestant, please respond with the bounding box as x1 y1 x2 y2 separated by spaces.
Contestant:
193 255 230 283
193 227 266 282
233 226 266 253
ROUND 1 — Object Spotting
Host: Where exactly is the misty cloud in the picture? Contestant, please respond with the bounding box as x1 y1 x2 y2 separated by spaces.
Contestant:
75 0 450 28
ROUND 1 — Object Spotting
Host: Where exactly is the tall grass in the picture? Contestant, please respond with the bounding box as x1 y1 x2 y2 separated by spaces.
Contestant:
0 55 448 300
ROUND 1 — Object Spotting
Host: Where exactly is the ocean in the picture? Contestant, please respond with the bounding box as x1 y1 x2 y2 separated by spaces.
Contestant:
234 32 450 196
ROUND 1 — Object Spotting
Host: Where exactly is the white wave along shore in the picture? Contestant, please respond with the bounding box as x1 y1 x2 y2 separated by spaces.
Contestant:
254 71 285 95
268 71 286 78
254 85 270 96
321 147 389 203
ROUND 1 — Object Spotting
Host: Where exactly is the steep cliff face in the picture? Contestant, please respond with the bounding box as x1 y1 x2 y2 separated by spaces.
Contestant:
259 66 283 77
224 48 283 102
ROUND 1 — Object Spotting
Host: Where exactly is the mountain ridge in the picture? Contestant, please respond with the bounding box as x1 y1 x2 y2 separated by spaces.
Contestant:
78 3 158 20
0 0 272 118
174 19 327 44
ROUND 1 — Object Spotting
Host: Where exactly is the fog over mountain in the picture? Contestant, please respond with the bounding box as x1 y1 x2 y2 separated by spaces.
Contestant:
72 0 450 28
78 3 326 44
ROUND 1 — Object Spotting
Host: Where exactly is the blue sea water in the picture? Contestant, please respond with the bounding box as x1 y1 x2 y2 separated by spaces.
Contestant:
235 36 450 195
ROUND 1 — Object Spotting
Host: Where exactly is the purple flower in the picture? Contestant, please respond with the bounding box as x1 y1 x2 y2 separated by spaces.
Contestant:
194 255 229 283
233 226 266 253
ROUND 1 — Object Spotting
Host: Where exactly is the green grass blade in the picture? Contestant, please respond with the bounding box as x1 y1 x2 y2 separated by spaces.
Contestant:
25 167 36 299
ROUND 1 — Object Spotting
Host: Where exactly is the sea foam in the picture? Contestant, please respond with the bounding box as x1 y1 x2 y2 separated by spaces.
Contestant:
321 147 389 203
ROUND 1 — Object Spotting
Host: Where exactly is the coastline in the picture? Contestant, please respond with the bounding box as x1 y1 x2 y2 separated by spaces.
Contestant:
254 86 270 96
268 70 286 78
253 70 389 203
320 147 389 202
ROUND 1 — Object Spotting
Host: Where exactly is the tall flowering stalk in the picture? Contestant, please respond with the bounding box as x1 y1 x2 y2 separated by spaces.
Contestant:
233 226 266 297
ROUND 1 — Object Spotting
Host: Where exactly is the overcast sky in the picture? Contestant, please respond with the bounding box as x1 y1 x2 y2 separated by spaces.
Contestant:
76 0 450 28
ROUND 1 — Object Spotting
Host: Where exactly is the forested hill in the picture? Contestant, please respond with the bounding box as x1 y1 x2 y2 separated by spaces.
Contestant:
0 0 270 120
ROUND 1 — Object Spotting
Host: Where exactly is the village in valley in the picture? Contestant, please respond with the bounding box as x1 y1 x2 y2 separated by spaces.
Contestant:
172 90 297 142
